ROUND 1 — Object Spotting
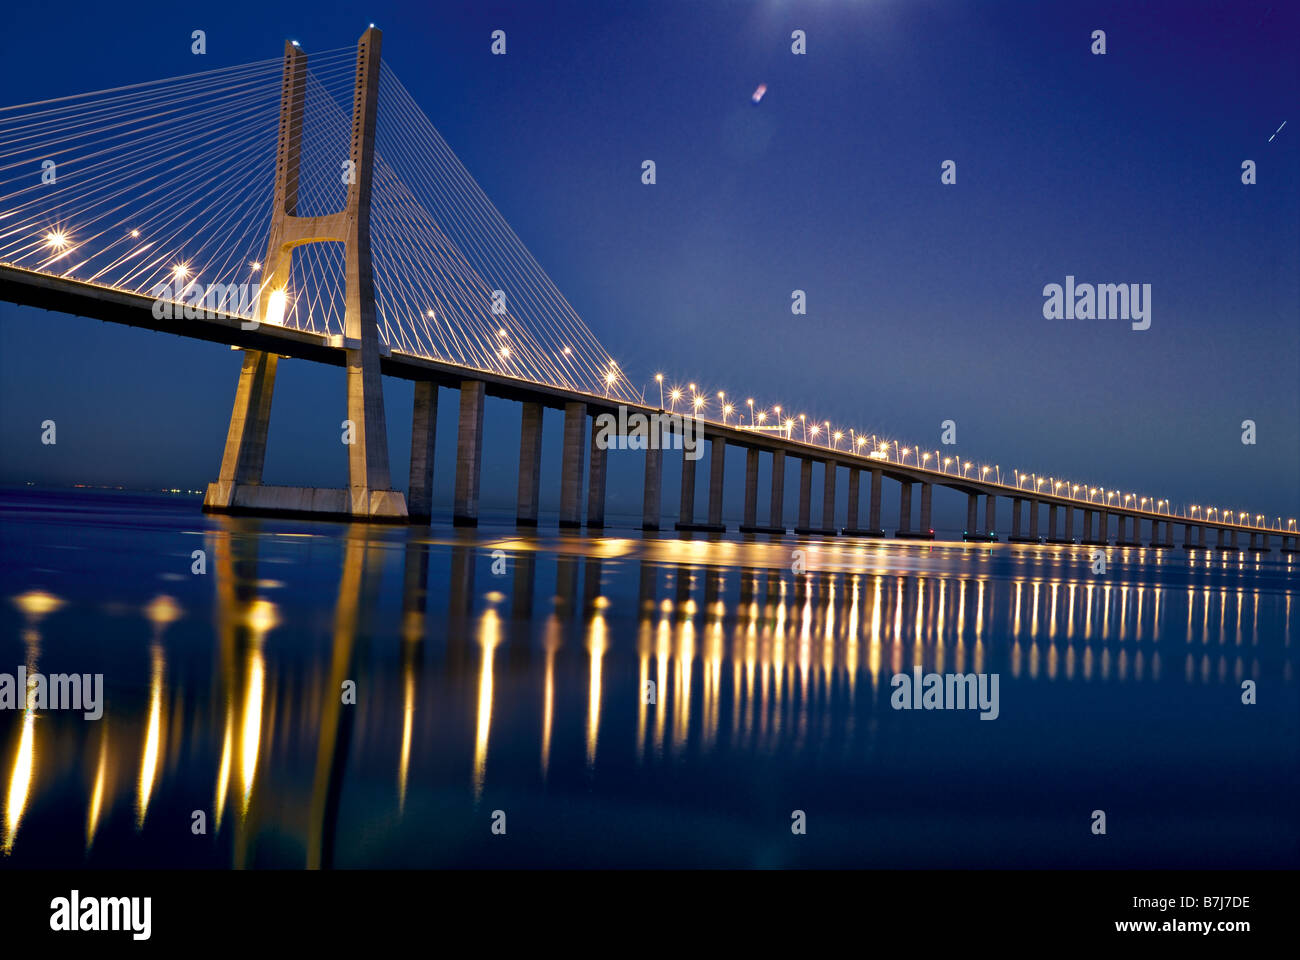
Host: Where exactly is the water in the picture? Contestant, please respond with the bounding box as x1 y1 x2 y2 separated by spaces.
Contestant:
0 488 1295 868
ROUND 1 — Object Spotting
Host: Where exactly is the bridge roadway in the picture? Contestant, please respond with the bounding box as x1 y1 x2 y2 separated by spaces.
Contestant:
2 263 1294 552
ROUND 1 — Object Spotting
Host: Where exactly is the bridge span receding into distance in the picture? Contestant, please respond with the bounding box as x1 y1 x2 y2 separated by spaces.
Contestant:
2 261 1294 555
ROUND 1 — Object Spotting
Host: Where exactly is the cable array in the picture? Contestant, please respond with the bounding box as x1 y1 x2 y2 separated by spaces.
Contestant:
0 47 640 401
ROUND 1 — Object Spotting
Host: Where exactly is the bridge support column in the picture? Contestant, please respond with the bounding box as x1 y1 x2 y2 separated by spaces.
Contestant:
205 350 279 513
1010 497 1023 540
559 402 587 529
1064 505 1075 542
586 416 607 528
1198 525 1207 548
676 450 697 528
1027 500 1039 541
845 467 862 534
1164 519 1174 547
706 437 726 529
964 493 978 538
1182 522 1196 549
769 451 786 531
983 495 997 540
1115 514 1127 544
408 381 437 523
642 446 662 531
917 482 933 538
1097 509 1109 545
867 468 884 535
795 459 813 533
896 482 913 537
515 401 543 526
821 462 837 534
452 380 486 526
742 448 759 530
1048 504 1059 541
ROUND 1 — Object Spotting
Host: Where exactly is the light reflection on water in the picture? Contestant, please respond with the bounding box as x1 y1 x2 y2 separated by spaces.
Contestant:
0 491 1296 868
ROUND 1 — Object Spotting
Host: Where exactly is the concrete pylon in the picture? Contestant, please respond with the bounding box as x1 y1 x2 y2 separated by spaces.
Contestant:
204 29 406 520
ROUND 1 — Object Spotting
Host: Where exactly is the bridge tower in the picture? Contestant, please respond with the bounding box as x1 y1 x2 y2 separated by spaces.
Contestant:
204 28 407 520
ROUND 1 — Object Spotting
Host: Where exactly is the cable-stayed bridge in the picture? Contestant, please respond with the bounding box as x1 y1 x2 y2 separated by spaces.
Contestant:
0 28 1294 553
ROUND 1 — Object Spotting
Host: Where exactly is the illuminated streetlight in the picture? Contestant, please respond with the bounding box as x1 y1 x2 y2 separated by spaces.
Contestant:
655 373 664 408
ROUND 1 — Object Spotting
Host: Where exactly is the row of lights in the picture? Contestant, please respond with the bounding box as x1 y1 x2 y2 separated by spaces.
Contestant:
645 370 1294 532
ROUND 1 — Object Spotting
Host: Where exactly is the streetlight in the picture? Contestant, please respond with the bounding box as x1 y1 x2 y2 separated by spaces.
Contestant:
800 414 807 443
833 430 844 450
655 373 664 408
722 402 734 425
669 387 682 412
747 398 754 426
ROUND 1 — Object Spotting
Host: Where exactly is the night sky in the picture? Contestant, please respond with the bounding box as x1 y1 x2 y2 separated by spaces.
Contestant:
1 0 1296 526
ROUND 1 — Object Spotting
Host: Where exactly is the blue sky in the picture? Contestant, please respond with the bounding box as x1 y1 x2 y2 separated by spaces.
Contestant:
1 0 1296 525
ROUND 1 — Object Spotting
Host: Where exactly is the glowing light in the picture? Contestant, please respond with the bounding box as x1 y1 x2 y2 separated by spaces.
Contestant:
172 263 190 280
497 328 507 337
130 229 140 238
751 83 768 104
562 346 571 355
264 288 288 327
250 261 261 271
426 309 435 317
45 231 68 250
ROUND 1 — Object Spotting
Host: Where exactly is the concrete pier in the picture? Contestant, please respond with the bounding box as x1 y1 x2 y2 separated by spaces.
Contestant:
795 459 814 533
981 494 997 541
1027 499 1039 541
706 436 726 529
896 482 913 537
917 482 933 537
1010 497 1023 540
452 380 486 527
820 462 838 534
964 493 978 538
845 467 862 534
514 401 543 526
586 416 607 528
408 381 437 522
1219 528 1240 551
1065 506 1075 542
866 467 884 535
559 401 587 528
642 446 662 531
677 447 697 527
1047 504 1060 542
742 448 759 529
769 451 786 530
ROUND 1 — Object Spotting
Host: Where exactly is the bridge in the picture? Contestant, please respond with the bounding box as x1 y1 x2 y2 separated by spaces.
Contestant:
1 28 1294 554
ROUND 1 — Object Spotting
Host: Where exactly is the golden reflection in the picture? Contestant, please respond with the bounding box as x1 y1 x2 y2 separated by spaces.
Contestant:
87 727 108 850
4 589 64 855
136 641 164 829
473 607 501 799
586 611 607 769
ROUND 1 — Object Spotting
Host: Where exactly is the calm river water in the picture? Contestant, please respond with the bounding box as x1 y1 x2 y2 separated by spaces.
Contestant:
0 488 1295 868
